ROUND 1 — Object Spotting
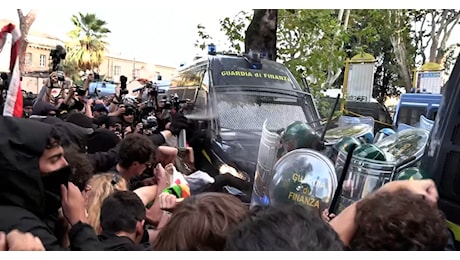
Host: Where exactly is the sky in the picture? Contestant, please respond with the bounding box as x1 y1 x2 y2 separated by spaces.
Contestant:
1 0 457 70
0 8 249 68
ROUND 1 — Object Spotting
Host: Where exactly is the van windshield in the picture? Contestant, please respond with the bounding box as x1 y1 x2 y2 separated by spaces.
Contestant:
397 106 427 126
215 91 308 132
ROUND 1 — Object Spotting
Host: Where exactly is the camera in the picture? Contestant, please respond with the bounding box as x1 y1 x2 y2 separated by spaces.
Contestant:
76 86 87 96
161 93 188 111
124 105 136 115
142 115 158 130
145 81 158 96
50 45 66 72
119 75 129 96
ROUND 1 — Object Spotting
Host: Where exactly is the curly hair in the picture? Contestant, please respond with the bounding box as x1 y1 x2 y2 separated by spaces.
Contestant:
64 145 95 191
350 190 449 251
153 192 250 250
118 134 156 169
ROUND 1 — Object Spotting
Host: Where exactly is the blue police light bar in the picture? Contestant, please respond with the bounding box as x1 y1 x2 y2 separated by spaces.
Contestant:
208 44 217 55
245 50 262 70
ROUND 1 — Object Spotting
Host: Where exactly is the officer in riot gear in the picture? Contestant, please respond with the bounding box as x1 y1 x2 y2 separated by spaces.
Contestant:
278 121 325 158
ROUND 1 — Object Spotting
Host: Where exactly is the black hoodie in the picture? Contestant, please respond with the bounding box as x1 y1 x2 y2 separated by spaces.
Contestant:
32 100 59 116
98 232 151 251
0 116 102 251
31 116 118 172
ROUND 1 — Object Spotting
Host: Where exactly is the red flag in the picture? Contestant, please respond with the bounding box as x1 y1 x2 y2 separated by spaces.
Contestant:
0 23 23 118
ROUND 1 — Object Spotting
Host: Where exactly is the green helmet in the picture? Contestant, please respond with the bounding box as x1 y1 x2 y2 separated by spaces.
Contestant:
352 144 387 161
394 167 427 181
280 121 324 153
334 136 362 154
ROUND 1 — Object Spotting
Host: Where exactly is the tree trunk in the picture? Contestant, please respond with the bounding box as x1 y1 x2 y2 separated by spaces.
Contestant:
388 10 413 92
244 9 278 60
391 36 413 92
17 9 37 74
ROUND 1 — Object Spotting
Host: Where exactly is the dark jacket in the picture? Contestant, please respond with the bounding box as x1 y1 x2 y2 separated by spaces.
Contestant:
98 232 151 251
87 145 119 173
0 116 102 250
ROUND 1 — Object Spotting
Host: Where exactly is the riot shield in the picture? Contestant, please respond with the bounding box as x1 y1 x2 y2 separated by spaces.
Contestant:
324 123 374 146
268 149 338 213
250 120 281 207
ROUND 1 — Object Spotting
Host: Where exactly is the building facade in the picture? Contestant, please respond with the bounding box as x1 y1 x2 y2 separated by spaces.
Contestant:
99 53 177 83
0 19 177 93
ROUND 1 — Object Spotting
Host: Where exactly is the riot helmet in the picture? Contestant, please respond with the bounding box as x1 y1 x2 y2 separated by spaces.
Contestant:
280 121 324 155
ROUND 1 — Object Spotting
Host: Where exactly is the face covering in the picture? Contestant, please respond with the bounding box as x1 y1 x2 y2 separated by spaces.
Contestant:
41 165 73 214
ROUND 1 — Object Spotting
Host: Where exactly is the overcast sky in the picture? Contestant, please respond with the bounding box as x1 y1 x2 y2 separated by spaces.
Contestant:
0 8 248 68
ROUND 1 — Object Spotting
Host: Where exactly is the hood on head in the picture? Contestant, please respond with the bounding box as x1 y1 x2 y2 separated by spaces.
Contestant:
23 98 34 108
66 112 96 134
87 128 120 153
32 117 90 153
32 101 58 116
0 116 55 218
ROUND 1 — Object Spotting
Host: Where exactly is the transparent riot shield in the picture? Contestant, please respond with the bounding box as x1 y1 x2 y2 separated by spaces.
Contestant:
250 120 281 208
268 149 338 213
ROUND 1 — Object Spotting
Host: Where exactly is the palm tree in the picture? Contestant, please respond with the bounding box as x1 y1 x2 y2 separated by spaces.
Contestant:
65 13 111 72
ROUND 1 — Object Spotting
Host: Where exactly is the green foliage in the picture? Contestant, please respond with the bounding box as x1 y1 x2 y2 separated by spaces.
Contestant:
65 12 111 71
346 9 416 101
277 9 348 97
195 9 458 107
218 11 252 53
194 24 213 51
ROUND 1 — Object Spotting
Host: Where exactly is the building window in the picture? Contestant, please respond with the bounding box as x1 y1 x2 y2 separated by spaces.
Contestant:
39 55 46 67
114 65 121 76
25 52 32 66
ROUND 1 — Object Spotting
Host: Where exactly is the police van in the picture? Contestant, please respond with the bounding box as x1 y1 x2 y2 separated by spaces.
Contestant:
393 92 441 131
167 47 323 186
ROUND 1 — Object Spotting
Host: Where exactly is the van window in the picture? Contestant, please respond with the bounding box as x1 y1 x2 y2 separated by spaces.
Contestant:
170 68 204 101
195 71 208 113
397 106 426 126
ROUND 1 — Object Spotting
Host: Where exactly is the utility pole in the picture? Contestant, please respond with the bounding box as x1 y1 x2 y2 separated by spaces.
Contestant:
132 57 136 80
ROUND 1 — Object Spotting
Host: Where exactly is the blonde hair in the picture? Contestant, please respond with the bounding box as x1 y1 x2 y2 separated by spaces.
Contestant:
85 173 128 234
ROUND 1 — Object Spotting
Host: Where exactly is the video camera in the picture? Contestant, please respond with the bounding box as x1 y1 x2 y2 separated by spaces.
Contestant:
161 93 189 112
119 75 129 96
50 45 66 74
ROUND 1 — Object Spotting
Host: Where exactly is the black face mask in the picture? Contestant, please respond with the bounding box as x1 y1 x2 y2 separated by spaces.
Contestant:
41 165 73 213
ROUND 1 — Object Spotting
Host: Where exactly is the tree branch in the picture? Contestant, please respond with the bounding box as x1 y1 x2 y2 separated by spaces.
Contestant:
415 12 427 63
437 13 460 62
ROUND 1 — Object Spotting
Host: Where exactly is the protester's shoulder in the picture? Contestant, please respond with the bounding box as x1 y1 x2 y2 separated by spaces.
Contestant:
0 205 54 232
98 234 148 251
0 205 62 250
